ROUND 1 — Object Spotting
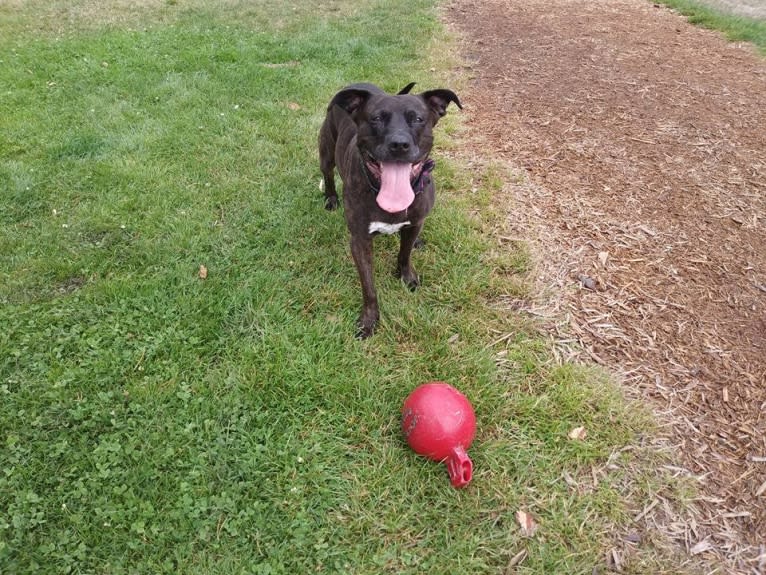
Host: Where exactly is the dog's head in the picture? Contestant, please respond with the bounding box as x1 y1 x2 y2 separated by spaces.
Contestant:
329 83 461 212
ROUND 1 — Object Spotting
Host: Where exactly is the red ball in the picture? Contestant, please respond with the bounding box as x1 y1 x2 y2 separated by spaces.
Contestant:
401 382 476 488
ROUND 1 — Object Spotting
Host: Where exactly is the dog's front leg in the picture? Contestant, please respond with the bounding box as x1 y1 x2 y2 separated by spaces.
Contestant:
320 158 338 211
397 223 424 290
350 236 379 338
317 120 339 211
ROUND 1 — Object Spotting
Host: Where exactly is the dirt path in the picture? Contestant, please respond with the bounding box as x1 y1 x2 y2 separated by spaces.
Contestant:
445 0 765 571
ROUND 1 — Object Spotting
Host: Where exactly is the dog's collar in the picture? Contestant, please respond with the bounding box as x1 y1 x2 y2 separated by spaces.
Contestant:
360 156 435 196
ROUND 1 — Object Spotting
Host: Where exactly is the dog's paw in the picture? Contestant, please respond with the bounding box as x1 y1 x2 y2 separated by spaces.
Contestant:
355 309 379 339
325 196 339 211
413 237 426 250
397 266 420 291
403 275 420 291
355 324 374 339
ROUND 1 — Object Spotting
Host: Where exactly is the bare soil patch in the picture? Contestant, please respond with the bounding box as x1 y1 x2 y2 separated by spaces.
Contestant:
445 0 765 571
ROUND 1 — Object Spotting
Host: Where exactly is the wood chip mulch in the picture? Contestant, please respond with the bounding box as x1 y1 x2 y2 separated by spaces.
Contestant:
445 0 765 572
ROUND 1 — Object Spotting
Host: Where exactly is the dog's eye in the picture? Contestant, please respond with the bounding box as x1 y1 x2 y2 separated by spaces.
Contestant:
371 112 390 125
406 112 424 125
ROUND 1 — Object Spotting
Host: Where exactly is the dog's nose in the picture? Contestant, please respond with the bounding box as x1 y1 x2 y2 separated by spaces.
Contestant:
388 137 411 154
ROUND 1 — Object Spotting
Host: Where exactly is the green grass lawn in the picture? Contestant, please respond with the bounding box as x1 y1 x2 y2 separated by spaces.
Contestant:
1 1 686 573
656 0 766 52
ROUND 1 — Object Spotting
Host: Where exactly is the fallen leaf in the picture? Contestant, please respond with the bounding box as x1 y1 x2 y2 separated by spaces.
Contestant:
516 510 538 537
598 251 609 267
690 539 713 555
447 333 460 344
508 549 527 567
568 426 587 440
578 274 597 290
287 102 301 111
562 470 578 488
756 479 766 497
199 264 208 280
606 548 622 573
606 548 622 571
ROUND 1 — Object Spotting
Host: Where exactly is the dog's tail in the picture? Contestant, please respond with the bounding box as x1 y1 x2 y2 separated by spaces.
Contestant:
398 82 416 95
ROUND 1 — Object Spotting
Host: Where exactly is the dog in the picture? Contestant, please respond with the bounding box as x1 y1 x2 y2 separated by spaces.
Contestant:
318 82 461 338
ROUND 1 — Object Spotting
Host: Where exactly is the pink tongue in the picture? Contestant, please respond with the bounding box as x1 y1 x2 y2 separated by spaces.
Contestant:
377 162 414 213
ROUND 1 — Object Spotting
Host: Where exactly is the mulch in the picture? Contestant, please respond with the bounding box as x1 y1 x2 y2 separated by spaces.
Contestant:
444 0 766 572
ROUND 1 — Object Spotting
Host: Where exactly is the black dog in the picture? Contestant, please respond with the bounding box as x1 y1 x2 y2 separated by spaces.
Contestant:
318 82 461 338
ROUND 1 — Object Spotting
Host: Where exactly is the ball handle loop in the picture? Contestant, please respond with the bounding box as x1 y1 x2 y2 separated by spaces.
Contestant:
446 445 473 488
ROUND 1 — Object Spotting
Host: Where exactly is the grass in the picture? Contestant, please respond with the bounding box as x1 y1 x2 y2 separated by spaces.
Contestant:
1 1 687 573
656 0 766 52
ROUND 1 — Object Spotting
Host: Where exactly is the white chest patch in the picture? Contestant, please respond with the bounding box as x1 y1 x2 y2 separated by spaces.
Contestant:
369 220 411 235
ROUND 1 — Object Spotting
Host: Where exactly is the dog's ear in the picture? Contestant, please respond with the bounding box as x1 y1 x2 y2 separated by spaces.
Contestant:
398 82 416 95
329 88 372 116
421 89 462 124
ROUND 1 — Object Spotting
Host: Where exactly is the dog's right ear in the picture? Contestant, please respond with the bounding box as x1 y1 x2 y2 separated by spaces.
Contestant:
329 88 372 116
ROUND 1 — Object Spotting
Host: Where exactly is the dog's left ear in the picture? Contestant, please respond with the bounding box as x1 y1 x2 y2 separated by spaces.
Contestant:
421 89 462 124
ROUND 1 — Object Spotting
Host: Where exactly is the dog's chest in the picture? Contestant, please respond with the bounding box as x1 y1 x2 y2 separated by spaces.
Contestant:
368 220 410 235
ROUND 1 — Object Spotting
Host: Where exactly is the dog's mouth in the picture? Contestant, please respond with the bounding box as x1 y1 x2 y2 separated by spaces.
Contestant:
364 156 424 213
364 158 424 182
